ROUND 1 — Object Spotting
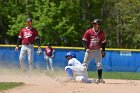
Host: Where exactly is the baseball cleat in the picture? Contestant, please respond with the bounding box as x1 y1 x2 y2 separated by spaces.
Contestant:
95 79 105 83
100 79 105 83
95 79 100 84
21 69 27 72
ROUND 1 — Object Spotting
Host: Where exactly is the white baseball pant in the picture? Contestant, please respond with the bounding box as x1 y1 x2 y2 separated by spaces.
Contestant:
19 44 34 70
83 49 102 70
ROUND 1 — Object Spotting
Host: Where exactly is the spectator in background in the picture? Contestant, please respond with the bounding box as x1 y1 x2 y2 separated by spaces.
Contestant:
44 43 55 71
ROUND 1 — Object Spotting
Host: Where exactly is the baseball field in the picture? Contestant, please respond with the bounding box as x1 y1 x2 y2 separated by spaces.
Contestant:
0 68 140 93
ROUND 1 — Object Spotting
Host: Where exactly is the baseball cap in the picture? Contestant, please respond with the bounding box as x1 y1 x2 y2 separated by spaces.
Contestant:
26 18 32 22
91 19 101 25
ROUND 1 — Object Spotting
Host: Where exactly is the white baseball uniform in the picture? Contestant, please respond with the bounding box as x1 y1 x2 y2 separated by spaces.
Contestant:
65 58 92 83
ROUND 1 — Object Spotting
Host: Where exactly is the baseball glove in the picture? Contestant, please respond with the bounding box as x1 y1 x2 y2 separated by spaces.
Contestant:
37 47 42 56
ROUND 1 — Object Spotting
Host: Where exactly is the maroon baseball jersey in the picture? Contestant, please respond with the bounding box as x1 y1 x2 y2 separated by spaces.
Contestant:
82 28 106 50
18 27 39 45
45 47 55 56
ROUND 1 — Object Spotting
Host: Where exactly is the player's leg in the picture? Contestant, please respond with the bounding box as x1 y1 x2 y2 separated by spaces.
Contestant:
82 50 94 67
45 56 50 70
72 66 88 76
74 66 95 83
49 57 54 71
27 45 34 70
75 67 88 82
75 76 94 83
94 50 105 83
19 45 27 71
71 66 91 83
81 66 88 80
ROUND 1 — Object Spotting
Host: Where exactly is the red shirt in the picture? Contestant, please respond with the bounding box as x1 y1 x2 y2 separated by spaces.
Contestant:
18 27 39 45
82 28 106 50
45 47 55 56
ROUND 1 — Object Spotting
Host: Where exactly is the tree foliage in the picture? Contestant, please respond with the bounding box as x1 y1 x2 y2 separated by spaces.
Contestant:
0 0 140 48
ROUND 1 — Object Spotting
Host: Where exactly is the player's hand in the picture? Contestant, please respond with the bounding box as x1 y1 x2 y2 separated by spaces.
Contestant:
37 47 42 56
51 55 55 58
102 51 106 58
86 49 90 53
15 47 18 52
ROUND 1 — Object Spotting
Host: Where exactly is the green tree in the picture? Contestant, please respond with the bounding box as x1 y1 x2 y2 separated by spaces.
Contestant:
0 0 10 43
7 0 104 46
5 0 32 44
104 0 140 48
3 0 140 49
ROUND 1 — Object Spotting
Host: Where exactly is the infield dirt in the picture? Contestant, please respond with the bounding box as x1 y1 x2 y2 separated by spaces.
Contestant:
0 68 140 93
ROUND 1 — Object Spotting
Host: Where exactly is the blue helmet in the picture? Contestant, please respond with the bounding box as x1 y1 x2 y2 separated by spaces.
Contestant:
65 51 76 58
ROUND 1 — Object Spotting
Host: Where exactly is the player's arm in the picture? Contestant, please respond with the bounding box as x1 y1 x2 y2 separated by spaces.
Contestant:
35 35 42 56
82 39 88 50
35 36 41 48
68 63 73 66
15 36 22 51
82 30 89 50
16 29 23 47
68 60 74 66
101 32 106 57
16 37 22 47
102 42 106 51
101 42 106 58
52 50 55 58
101 32 106 51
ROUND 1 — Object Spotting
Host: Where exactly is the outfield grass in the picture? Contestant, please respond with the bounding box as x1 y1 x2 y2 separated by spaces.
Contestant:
0 82 24 90
49 70 140 80
88 71 140 80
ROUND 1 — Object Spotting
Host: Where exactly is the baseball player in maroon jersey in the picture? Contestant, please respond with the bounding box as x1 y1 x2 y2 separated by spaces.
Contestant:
15 18 41 71
82 19 106 83
44 43 55 71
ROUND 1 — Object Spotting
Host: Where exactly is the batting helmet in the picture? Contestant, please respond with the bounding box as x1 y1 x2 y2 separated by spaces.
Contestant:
91 19 101 25
65 51 76 58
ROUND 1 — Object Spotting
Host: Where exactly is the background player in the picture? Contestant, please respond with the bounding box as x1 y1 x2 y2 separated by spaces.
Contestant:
15 18 41 71
82 19 106 83
44 43 55 71
65 51 93 83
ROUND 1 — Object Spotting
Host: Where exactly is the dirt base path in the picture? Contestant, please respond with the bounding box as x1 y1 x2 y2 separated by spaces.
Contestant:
0 69 140 93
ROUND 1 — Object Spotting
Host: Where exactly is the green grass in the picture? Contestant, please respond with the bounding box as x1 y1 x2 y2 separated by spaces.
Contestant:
88 71 140 80
0 82 25 90
49 70 140 80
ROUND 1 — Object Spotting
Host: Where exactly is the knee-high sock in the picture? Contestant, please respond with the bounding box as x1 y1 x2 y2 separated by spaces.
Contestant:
97 69 102 79
66 68 73 78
